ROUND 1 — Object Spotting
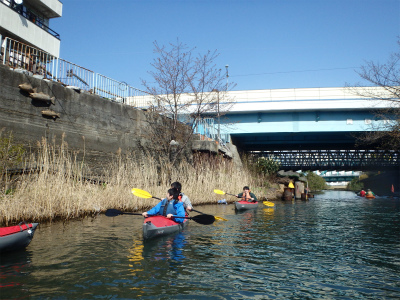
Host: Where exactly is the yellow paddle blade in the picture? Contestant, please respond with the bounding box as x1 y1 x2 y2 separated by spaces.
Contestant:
131 188 152 199
288 182 294 188
215 216 228 221
214 189 226 195
263 201 275 207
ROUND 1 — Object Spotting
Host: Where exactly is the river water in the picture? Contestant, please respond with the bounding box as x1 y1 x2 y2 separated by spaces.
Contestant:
1 190 399 299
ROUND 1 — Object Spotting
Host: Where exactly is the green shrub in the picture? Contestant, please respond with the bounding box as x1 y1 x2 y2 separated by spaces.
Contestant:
256 157 281 175
306 172 327 191
347 178 364 191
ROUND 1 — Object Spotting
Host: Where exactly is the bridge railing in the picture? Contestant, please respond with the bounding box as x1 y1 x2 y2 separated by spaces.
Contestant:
193 118 231 144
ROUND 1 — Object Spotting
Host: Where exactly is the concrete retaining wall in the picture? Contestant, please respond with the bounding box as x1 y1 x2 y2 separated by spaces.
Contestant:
0 64 242 173
0 65 148 170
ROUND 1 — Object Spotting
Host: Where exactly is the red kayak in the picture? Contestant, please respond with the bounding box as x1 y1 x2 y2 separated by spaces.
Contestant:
0 222 39 253
143 216 188 240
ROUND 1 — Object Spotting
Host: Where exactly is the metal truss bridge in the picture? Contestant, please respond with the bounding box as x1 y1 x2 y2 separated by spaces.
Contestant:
213 87 400 172
255 149 400 171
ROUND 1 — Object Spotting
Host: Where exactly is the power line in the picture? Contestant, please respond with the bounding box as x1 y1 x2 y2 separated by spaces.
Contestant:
231 67 361 78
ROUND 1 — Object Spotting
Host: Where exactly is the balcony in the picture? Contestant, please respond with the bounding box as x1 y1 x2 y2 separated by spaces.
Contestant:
0 0 61 56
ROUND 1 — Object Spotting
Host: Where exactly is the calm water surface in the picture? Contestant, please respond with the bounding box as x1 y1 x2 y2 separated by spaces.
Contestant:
1 190 399 299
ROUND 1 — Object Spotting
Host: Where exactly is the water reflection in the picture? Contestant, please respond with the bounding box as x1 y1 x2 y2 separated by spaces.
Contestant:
0 192 399 299
142 232 187 262
127 239 144 270
263 207 275 216
0 250 31 292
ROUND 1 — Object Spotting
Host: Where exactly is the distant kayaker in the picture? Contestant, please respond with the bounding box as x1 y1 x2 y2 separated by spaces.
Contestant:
171 181 193 212
236 186 257 203
366 189 375 197
360 189 366 197
142 188 186 223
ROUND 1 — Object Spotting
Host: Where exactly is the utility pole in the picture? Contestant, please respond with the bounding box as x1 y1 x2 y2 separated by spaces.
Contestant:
225 65 229 92
213 88 221 143
218 65 228 143
217 90 220 143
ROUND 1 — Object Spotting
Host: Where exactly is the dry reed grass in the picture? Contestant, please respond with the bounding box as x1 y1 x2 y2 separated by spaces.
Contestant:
0 137 259 226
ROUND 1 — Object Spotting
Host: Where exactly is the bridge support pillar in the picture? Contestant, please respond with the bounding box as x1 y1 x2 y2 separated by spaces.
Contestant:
295 181 304 199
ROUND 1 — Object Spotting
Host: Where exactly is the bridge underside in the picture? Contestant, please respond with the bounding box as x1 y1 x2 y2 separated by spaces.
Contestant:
230 131 364 151
230 131 400 171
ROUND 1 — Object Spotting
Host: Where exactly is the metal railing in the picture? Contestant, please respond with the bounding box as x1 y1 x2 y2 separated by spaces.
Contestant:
1 37 229 143
193 118 231 144
1 37 153 106
56 58 95 90
2 38 55 77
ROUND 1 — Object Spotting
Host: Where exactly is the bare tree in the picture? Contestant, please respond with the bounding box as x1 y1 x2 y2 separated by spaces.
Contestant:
348 41 400 150
141 40 235 165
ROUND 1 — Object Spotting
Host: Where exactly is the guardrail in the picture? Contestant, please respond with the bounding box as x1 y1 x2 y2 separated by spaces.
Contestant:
1 37 226 142
1 38 153 105
194 118 231 144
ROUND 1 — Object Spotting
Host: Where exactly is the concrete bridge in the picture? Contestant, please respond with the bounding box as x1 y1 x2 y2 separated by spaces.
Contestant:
220 87 390 149
212 87 399 171
134 86 398 171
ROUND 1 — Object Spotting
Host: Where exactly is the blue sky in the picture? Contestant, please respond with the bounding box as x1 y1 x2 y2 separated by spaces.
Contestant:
52 0 400 91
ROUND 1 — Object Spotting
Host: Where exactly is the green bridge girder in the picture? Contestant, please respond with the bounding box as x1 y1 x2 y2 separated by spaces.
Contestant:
255 149 400 171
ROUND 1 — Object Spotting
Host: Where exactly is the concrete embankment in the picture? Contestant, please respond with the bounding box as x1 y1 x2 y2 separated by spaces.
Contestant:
0 64 241 173
0 65 253 224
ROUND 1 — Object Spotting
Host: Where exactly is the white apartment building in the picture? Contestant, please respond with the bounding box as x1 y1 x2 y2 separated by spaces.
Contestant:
0 0 62 57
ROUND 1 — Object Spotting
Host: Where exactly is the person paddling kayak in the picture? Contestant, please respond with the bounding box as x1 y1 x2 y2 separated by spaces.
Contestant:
142 188 185 223
236 186 257 203
366 189 375 197
171 181 193 212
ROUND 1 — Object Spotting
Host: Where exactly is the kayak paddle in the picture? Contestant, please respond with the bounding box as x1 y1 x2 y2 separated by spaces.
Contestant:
214 189 275 207
131 188 162 200
191 209 228 221
105 209 215 225
131 188 227 221
213 189 237 197
214 189 254 199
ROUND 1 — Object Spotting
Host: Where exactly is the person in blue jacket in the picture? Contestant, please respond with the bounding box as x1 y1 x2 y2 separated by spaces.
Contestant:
171 181 193 212
142 188 186 223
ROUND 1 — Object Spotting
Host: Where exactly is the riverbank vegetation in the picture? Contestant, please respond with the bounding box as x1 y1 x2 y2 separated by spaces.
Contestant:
0 135 273 226
346 174 368 191
304 171 327 191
